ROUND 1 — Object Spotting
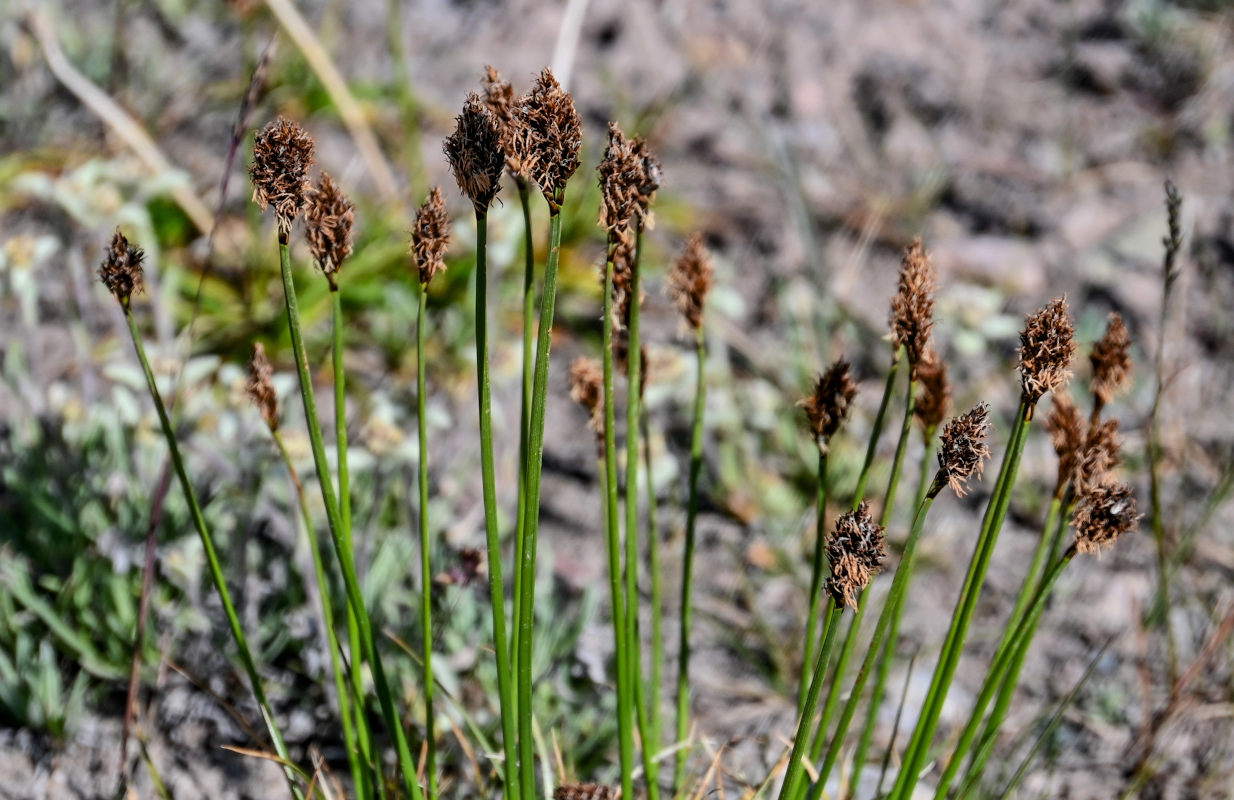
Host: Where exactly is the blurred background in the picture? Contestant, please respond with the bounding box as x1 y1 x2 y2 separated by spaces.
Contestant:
2 0 1234 797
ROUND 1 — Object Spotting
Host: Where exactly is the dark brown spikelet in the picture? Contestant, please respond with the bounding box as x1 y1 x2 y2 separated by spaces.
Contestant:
304 172 355 283
1018 296 1077 403
1045 393 1085 494
631 135 662 222
1090 312 1133 407
481 65 524 177
250 118 316 235
667 233 714 331
1163 179 1183 290
914 348 951 431
444 93 505 214
247 342 280 430
569 357 604 438
598 122 643 233
1075 419 1122 498
889 237 937 375
801 360 859 449
936 402 992 497
825 502 887 609
411 187 451 286
509 68 582 209
1072 481 1138 555
98 229 145 303
553 784 616 800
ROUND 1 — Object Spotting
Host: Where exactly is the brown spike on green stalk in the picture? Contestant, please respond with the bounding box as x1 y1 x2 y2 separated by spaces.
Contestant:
1075 419 1122 499
250 118 315 235
1072 481 1138 555
246 343 280 431
508 68 582 209
824 502 886 609
98 229 145 304
889 237 937 377
913 346 950 431
569 356 605 440
305 172 355 287
1090 312 1133 408
481 65 526 178
1018 296 1078 403
800 359 859 452
935 402 992 498
667 233 713 333
444 93 506 214
1046 392 1085 496
411 186 451 286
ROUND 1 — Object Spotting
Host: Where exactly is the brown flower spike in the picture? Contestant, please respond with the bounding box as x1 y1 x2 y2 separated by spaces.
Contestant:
444 93 505 214
914 348 951 431
598 122 643 234
481 65 523 177
98 229 145 304
1018 296 1077 403
1090 312 1132 407
250 118 316 235
247 342 279 430
825 502 887 609
889 237 937 375
568 356 604 438
935 402 991 497
411 187 451 286
631 135 662 220
509 68 582 209
1074 419 1122 498
1045 393 1085 495
801 360 859 449
1072 481 1138 554
554 785 615 800
667 233 714 332
304 172 355 285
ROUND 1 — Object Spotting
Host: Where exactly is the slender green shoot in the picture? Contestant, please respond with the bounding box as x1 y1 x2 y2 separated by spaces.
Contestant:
511 177 536 676
642 408 664 772
797 450 829 717
416 287 438 798
778 603 843 800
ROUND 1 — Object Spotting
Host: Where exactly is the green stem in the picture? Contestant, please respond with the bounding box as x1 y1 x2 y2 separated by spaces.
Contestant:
890 395 1033 800
601 239 635 800
473 214 520 800
778 604 843 800
643 408 664 773
852 350 901 505
674 324 707 795
511 178 536 678
797 450 829 717
121 304 303 800
416 288 438 798
848 429 936 797
277 238 422 800
516 202 567 800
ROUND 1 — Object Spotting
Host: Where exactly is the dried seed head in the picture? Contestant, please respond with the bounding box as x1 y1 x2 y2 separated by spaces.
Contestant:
509 68 582 209
304 172 354 283
250 118 316 235
481 65 524 177
1072 481 1138 555
825 502 887 609
598 122 643 233
889 238 937 375
98 229 145 303
553 784 616 800
631 135 662 219
1075 419 1122 498
936 402 991 497
569 356 604 438
1163 179 1183 290
1090 312 1133 406
801 360 859 449
247 342 280 430
1045 393 1085 494
914 348 951 431
667 233 714 331
411 187 451 286
1018 296 1077 403
444 93 506 214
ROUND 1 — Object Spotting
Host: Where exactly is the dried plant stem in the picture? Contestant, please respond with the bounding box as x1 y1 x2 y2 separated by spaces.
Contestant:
797 450 829 717
847 429 938 798
933 494 1062 799
121 303 302 800
472 214 520 800
270 428 364 799
674 324 707 796
277 236 423 800
601 241 636 800
778 603 843 800
643 408 664 771
510 178 537 678
890 396 1034 800
516 203 567 800
853 350 902 504
416 288 438 798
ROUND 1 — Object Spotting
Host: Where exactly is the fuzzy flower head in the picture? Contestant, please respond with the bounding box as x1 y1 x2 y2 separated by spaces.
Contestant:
98 229 145 304
304 172 354 283
250 118 316 235
568 357 604 439
246 342 279 430
410 187 451 286
598 122 643 234
1018 296 1077 403
667 233 713 331
1075 419 1122 498
914 348 951 432
509 68 582 210
1072 481 1138 555
825 502 887 609
800 360 859 450
935 402 992 497
889 237 937 376
1090 312 1133 406
1045 392 1085 494
553 785 615 800
481 65 524 177
444 93 505 214
631 135 662 221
